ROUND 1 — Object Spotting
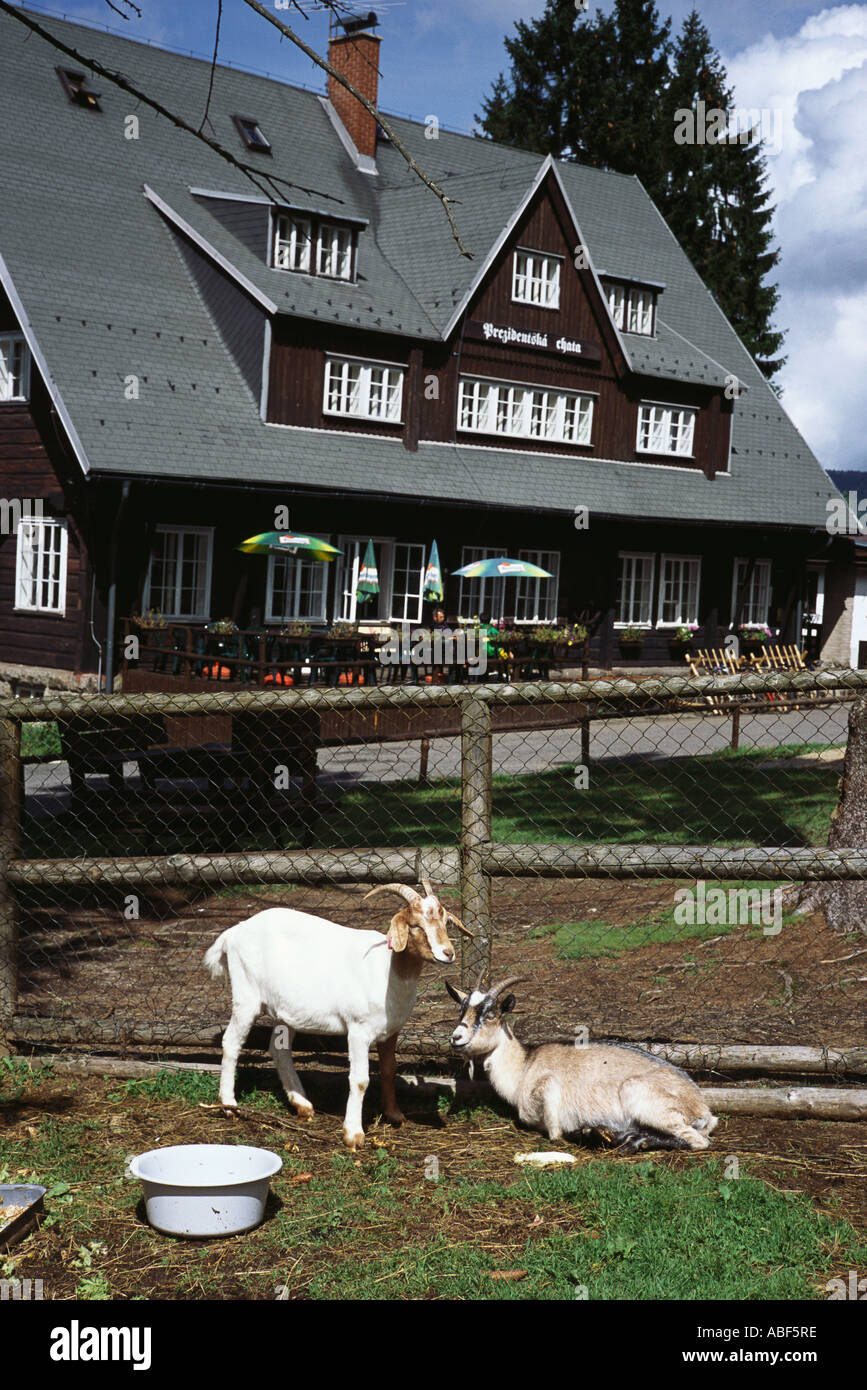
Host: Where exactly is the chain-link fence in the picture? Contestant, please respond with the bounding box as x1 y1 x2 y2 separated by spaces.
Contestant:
1 669 866 1065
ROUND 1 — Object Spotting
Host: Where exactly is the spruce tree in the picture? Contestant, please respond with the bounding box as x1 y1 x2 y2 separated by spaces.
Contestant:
478 2 785 382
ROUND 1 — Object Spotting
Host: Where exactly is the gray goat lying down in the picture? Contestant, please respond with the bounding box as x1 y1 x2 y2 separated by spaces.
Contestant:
446 977 718 1152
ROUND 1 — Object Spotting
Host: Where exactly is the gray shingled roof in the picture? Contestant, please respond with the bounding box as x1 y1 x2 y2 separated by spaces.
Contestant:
0 8 840 529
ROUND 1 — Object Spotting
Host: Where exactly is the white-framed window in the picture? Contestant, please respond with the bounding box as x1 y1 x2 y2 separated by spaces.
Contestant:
390 542 425 623
602 281 656 335
15 516 67 614
457 546 560 623
458 376 594 446
335 538 425 625
272 216 354 279
627 287 655 335
266 552 328 624
143 525 213 620
658 554 701 627
273 215 312 272
732 558 771 627
637 403 696 456
512 250 561 309
616 552 654 626
324 357 404 423
513 549 560 622
316 223 353 279
0 335 31 402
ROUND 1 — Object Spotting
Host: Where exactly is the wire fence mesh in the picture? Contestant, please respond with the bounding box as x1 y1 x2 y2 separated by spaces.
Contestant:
2 669 866 1064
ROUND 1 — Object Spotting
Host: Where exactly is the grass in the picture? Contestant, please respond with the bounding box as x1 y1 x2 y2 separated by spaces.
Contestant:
533 880 796 959
315 748 839 850
20 721 61 759
21 743 840 860
303 1162 864 1302
2 1067 864 1301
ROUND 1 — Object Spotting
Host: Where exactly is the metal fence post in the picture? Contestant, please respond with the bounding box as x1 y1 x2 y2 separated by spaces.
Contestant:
0 717 21 1054
460 692 492 987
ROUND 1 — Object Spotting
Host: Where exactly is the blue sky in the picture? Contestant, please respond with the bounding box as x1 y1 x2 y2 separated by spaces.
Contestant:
15 1 867 469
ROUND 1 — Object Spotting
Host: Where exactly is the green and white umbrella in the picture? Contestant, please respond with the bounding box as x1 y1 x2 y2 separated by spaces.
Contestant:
423 540 444 603
237 530 342 562
355 539 379 604
452 556 553 579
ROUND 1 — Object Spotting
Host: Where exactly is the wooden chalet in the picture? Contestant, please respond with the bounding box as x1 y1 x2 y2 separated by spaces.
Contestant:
0 8 853 695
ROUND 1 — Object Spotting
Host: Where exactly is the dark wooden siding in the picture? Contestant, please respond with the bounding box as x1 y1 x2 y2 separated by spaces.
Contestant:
266 175 730 475
110 481 815 667
0 404 87 673
0 288 95 675
267 320 408 437
171 229 266 401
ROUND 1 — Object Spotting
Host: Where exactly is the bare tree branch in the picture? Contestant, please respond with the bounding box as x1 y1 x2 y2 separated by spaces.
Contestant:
0 0 342 208
243 0 473 259
198 0 222 135
104 0 142 19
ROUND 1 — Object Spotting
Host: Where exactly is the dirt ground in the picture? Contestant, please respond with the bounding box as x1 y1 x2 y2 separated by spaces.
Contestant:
1 1069 865 1301
17 876 867 1050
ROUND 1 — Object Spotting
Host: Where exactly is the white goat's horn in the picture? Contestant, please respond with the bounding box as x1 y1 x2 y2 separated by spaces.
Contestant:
364 884 421 905
447 911 474 938
421 878 435 898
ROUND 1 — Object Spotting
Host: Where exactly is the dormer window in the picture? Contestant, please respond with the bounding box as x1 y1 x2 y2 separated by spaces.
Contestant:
273 213 355 281
56 67 101 110
637 403 695 457
274 216 312 272
316 223 353 279
512 250 561 309
232 116 271 152
603 279 657 335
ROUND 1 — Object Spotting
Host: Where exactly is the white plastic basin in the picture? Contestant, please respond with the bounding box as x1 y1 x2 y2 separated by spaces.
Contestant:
129 1144 282 1237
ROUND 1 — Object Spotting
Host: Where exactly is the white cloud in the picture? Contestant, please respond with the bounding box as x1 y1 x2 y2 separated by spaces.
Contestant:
725 7 867 468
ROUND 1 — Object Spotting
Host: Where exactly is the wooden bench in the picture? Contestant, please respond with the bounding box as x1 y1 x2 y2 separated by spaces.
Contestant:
747 645 811 708
684 648 745 710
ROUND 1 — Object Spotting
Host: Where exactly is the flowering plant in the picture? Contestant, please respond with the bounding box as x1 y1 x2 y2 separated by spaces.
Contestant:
133 609 166 630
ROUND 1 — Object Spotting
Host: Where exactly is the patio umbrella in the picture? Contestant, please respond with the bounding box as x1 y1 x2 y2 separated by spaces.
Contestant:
452 556 553 579
423 540 444 603
237 531 341 562
355 539 379 605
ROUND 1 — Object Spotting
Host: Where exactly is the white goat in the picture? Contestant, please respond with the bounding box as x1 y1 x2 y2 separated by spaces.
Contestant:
204 882 470 1149
447 977 718 1152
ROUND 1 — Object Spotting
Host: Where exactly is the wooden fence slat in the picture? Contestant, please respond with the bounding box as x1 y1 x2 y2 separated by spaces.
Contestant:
482 844 867 880
460 695 492 988
7 848 462 890
0 719 21 1053
2 668 865 723
703 1087 867 1120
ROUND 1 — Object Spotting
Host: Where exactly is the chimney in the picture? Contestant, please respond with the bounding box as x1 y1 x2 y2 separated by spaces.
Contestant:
328 13 381 161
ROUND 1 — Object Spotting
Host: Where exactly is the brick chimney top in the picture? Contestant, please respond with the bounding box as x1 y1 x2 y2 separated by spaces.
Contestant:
327 15 381 164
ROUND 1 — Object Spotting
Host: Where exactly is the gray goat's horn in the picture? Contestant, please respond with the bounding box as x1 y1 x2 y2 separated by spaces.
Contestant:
364 884 421 905
487 976 526 1000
